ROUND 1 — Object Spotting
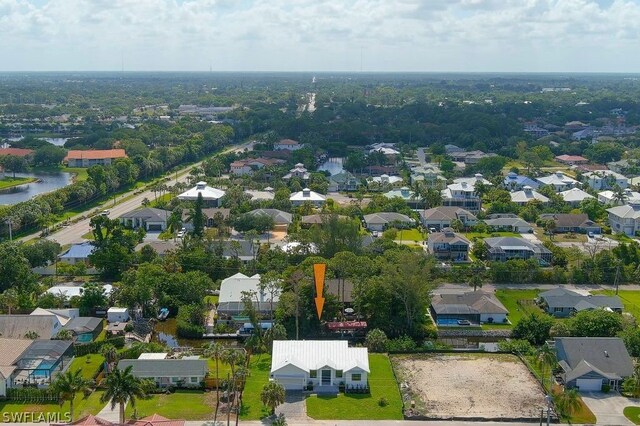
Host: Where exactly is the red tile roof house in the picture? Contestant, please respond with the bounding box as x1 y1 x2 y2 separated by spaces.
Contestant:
0 148 35 157
555 155 589 165
64 149 128 167
274 138 302 151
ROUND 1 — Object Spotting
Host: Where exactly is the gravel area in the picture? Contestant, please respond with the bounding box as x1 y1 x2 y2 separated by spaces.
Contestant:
393 354 546 420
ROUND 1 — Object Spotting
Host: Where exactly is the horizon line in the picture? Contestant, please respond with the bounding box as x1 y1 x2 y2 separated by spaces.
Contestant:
0 70 640 75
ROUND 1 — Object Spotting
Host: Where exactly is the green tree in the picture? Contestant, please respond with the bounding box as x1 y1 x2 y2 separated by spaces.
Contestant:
0 155 29 178
51 369 92 422
512 313 554 346
33 145 67 167
76 283 107 316
204 342 225 422
0 288 20 314
622 364 640 398
100 365 147 424
189 193 205 238
536 344 556 391
0 242 38 292
260 381 286 415
553 388 581 420
568 309 623 337
365 328 388 353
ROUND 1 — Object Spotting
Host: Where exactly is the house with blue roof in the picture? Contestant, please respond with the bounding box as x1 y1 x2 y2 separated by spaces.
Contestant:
58 242 95 265
503 172 540 190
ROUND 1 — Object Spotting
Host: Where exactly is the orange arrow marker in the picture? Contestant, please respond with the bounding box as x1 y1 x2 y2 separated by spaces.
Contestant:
313 263 326 319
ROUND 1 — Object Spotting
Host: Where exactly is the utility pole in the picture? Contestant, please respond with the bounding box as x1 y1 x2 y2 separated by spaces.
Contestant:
6 219 12 241
614 262 621 295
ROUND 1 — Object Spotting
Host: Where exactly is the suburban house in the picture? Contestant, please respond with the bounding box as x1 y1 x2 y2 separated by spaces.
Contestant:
503 172 540 190
598 188 640 206
217 273 279 317
510 186 550 205
453 173 492 188
177 181 225 207
107 307 129 323
62 317 104 342
430 291 509 325
229 157 283 176
560 187 595 207
555 155 588 165
325 278 355 306
449 150 497 165
0 339 73 392
283 163 310 180
420 206 477 231
245 189 275 201
328 171 361 192
182 207 230 230
555 337 633 391
536 172 579 192
484 216 533 233
607 203 640 236
117 353 207 388
289 188 326 207
301 214 348 227
30 308 78 329
441 182 482 213
44 285 112 305
539 213 602 234
0 148 34 158
427 228 470 262
0 314 64 339
58 242 95 265
370 174 404 188
608 159 637 175
246 208 292 227
270 340 369 391
275 139 302 151
210 240 259 263
135 240 179 257
483 237 553 265
362 212 415 232
64 149 127 167
583 170 628 190
538 288 623 318
119 207 170 231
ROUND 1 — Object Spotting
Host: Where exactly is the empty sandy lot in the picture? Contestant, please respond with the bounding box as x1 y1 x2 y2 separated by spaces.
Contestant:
393 354 546 420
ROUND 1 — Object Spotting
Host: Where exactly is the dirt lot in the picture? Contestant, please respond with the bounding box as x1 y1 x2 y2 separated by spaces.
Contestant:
392 353 546 420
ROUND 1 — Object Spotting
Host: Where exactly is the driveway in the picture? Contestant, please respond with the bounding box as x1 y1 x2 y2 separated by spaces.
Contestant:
581 391 635 425
520 232 543 245
276 391 309 420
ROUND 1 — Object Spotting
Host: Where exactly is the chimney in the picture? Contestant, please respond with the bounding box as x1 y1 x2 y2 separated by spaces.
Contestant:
555 171 564 178
302 188 311 197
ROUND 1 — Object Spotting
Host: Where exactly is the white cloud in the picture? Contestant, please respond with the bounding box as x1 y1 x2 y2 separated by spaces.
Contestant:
0 0 639 71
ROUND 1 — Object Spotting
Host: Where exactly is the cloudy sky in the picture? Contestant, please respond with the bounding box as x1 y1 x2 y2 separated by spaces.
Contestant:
1 0 639 72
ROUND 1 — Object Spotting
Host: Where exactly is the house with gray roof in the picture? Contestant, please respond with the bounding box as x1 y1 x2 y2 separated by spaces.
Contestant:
430 291 508 325
420 206 477 231
118 354 207 388
427 228 470 262
0 315 64 339
328 171 361 192
484 217 533 233
555 337 633 391
58 242 95 265
538 288 622 318
363 212 414 232
119 207 170 231
247 208 292 226
538 213 601 234
62 317 104 342
483 237 552 265
607 202 640 236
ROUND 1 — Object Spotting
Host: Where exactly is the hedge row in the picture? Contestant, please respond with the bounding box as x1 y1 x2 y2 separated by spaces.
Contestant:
73 336 125 356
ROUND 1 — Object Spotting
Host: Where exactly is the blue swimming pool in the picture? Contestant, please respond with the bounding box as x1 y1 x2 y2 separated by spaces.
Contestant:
436 318 473 326
30 361 56 378
76 333 93 343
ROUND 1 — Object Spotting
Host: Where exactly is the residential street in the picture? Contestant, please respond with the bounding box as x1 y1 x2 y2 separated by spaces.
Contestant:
19 141 253 246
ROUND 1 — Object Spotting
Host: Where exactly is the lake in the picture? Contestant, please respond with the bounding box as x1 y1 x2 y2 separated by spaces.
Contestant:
0 171 72 205
154 318 240 349
5 136 69 146
317 157 345 175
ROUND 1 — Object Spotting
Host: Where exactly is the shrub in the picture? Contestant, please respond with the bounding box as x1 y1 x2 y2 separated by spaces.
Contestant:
497 339 534 355
74 336 125 356
365 329 388 353
601 384 610 393
378 397 389 407
385 335 418 352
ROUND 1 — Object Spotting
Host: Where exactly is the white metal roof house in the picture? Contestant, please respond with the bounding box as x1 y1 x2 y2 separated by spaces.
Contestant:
607 202 640 236
583 170 628 191
537 172 579 192
362 212 415 232
217 273 280 317
560 187 595 207
270 340 369 392
598 188 640 206
289 188 326 207
510 186 550 205
177 182 225 207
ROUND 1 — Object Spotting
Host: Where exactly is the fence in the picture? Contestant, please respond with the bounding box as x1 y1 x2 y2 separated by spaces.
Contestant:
6 387 57 403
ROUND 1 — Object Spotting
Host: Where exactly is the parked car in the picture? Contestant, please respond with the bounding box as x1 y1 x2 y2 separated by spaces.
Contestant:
177 230 185 238
100 210 110 217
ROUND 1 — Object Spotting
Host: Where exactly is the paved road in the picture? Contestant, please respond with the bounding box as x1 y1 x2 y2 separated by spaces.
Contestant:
20 141 253 246
581 391 633 425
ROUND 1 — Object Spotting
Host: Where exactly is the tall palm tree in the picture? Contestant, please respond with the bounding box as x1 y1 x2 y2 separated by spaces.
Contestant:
223 349 247 426
260 381 285 416
51 369 92 422
555 388 581 420
100 343 118 373
100 365 146 424
0 288 19 314
536 344 557 391
623 363 640 398
204 342 225 422
612 185 628 205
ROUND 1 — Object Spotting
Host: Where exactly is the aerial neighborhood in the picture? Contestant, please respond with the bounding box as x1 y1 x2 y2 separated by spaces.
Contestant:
2 73 640 426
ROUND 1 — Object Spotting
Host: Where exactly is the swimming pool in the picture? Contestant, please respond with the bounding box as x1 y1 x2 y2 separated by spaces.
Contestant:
76 333 93 343
30 361 56 378
436 318 473 326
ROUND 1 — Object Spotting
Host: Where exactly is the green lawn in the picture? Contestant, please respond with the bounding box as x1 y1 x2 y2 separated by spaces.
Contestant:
595 290 640 320
205 358 232 378
69 354 105 380
124 390 215 420
395 228 424 242
306 354 403 420
494 289 543 325
0 176 36 189
625 406 640 425
204 295 219 305
0 390 105 421
239 355 272 420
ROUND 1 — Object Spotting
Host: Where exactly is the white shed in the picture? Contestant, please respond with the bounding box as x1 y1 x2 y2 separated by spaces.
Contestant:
107 307 129 323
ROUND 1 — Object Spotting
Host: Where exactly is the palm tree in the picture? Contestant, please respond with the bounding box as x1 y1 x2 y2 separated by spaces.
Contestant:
100 365 147 424
554 388 581 420
100 343 118 373
612 185 628 205
623 363 640 398
204 342 225 421
51 369 92 422
0 288 19 314
260 381 286 416
536 344 556 391
222 349 247 426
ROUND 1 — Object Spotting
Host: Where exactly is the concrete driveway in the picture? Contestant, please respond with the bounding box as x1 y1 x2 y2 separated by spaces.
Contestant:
581 392 635 425
276 391 309 420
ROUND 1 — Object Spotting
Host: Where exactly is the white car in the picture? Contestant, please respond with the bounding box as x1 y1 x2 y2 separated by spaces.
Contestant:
177 231 185 238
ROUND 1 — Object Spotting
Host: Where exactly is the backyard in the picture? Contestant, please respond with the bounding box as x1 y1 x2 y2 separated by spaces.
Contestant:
124 390 217 421
395 228 424 242
0 390 105 421
595 289 640 320
464 231 522 240
306 354 403 420
238 355 272 420
494 289 543 325
68 354 105 381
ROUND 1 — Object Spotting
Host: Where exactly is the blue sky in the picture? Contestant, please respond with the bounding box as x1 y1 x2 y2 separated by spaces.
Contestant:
1 0 639 72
